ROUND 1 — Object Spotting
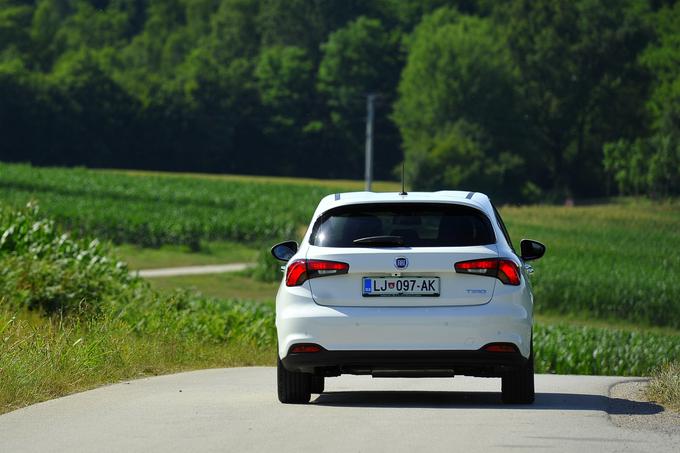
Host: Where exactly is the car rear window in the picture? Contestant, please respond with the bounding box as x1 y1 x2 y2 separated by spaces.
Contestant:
310 203 495 247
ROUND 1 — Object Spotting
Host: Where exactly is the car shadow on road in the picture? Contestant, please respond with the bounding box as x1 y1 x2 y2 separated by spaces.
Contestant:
312 391 663 415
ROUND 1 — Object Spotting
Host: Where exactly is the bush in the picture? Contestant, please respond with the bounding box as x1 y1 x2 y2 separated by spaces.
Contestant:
604 134 680 198
0 202 139 315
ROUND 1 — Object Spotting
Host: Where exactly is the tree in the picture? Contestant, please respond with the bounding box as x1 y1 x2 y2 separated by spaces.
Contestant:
255 45 316 172
0 0 33 59
210 0 260 63
499 0 651 199
257 0 371 62
318 16 402 178
394 7 526 199
603 2 680 197
256 46 313 129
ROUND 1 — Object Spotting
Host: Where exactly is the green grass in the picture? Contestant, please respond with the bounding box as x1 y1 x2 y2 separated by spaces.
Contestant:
0 310 274 414
114 241 258 269
104 168 401 192
149 272 279 301
646 362 680 411
535 313 680 338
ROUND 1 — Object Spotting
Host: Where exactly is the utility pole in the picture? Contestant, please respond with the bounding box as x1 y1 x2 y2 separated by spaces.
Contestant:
365 93 376 191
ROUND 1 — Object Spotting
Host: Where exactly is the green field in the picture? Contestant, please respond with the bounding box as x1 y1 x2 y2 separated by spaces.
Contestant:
0 163 365 248
1 163 680 412
115 241 258 270
2 162 679 328
149 272 279 301
503 201 680 328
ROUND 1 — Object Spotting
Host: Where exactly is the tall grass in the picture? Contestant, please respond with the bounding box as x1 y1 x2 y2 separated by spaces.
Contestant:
0 311 273 414
646 362 680 411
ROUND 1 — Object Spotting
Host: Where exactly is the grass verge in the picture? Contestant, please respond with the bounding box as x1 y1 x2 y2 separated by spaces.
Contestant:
114 241 258 270
0 202 277 414
0 310 274 415
148 272 279 301
646 362 680 411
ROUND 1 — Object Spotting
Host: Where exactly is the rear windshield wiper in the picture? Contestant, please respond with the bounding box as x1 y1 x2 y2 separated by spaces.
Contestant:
352 235 404 246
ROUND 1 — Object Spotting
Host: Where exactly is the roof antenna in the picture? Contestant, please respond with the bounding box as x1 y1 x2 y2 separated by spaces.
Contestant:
399 162 407 195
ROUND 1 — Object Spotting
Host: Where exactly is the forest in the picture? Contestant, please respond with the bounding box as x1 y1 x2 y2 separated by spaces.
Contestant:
1 0 679 201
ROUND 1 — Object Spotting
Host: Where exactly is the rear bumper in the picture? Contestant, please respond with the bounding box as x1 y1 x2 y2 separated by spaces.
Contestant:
282 348 527 378
276 299 532 359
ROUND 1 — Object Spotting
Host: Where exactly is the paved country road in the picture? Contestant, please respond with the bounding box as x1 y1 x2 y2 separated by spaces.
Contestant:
1 368 678 453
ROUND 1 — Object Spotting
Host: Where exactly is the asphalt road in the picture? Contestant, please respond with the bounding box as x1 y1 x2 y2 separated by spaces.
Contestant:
1 368 678 452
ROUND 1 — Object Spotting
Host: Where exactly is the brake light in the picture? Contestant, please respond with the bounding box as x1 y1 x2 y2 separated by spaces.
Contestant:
454 258 520 285
285 259 349 287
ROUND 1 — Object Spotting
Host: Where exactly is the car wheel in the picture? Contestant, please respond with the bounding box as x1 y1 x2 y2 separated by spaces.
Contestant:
501 341 535 404
311 375 325 394
277 356 312 404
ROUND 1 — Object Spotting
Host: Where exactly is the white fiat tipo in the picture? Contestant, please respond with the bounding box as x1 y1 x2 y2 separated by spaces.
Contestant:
271 191 545 404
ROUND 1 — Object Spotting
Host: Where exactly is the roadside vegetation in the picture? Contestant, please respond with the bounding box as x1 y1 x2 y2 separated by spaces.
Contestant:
646 363 680 411
3 163 679 329
1 198 679 412
0 202 274 414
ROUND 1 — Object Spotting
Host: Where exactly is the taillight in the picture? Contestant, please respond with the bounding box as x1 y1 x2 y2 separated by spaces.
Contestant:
286 259 308 286
285 259 349 287
497 260 521 285
454 258 520 285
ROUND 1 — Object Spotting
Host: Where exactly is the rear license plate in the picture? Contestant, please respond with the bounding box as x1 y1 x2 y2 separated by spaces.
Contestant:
362 277 440 297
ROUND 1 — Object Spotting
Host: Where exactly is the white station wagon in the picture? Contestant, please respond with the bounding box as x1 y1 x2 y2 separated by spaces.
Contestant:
271 191 545 404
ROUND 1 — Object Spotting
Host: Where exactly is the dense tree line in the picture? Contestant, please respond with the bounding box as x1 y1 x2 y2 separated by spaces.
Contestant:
1 0 678 200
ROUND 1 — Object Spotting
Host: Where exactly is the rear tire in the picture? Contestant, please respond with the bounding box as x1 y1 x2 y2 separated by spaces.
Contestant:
311 375 325 394
277 356 312 404
501 342 535 404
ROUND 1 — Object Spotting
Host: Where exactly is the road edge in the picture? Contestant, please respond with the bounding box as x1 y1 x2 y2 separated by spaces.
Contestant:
607 379 680 435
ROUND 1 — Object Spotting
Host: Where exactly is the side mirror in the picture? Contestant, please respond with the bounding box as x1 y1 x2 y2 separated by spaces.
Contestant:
271 240 298 262
520 239 546 261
